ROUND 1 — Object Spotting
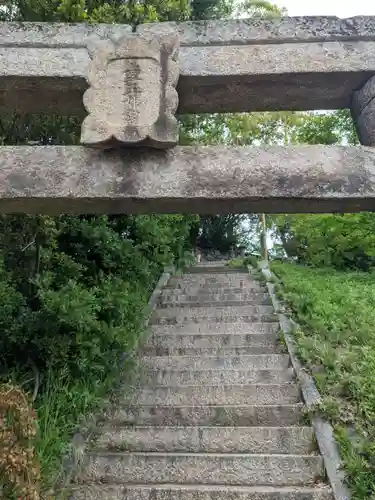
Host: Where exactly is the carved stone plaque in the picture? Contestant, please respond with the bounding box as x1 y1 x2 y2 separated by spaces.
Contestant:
81 33 179 149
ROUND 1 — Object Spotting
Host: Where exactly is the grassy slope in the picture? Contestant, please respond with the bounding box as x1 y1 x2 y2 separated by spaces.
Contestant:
271 262 375 500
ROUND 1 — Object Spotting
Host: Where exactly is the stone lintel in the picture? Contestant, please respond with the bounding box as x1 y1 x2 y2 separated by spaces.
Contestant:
0 145 375 214
137 16 375 45
1 18 375 115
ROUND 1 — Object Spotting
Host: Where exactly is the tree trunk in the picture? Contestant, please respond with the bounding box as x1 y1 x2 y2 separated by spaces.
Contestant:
260 213 268 261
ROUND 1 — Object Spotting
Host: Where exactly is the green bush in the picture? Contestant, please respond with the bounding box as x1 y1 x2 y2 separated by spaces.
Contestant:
0 215 196 381
273 213 375 271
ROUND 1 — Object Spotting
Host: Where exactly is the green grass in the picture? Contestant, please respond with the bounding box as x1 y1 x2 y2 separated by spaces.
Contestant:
226 257 246 268
0 342 144 497
34 369 107 491
271 262 375 499
226 255 258 269
33 352 144 495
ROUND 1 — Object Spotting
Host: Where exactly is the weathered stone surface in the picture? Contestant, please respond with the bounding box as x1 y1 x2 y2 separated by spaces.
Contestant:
166 279 265 288
2 145 375 214
351 75 375 146
130 384 300 405
140 368 294 386
159 291 272 307
141 345 283 356
79 452 324 486
149 322 279 334
0 23 132 115
184 266 247 273
0 22 131 46
145 332 278 349
352 75 375 115
353 103 375 147
70 484 334 500
141 354 290 370
152 304 275 318
106 404 305 427
2 18 375 115
2 17 374 50
150 314 278 325
159 298 272 308
173 271 251 277
96 426 314 454
177 40 375 113
137 16 375 45
150 305 277 325
81 34 179 149
167 275 260 290
164 284 268 293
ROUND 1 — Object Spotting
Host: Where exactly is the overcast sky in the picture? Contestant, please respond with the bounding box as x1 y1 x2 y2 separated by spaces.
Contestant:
274 0 375 17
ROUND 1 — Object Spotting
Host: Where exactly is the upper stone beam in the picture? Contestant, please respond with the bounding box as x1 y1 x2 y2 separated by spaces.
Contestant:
2 16 375 116
0 145 375 214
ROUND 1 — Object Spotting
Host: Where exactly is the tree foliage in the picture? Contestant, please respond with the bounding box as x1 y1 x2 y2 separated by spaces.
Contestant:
273 213 375 271
267 111 375 271
0 0 203 388
196 215 247 252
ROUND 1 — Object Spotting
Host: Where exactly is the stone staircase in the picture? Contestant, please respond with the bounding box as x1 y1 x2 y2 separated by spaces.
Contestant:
71 263 334 499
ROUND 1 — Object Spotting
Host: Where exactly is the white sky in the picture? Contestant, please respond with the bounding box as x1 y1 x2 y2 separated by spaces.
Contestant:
274 0 375 17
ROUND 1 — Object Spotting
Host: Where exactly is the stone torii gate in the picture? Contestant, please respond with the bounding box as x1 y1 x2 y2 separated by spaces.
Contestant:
1 16 375 214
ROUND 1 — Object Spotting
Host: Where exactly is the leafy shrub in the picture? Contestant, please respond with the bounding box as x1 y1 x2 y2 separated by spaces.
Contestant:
0 215 197 381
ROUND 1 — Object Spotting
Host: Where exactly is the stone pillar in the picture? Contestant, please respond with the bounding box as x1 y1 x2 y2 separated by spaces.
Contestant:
351 75 375 146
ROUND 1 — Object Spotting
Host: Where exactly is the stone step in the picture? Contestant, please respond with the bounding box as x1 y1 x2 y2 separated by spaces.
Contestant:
96 426 315 454
141 354 290 370
151 306 277 325
166 278 264 290
160 298 272 308
155 305 275 317
79 452 325 486
160 290 269 305
105 404 304 427
131 384 300 406
162 290 269 298
150 322 279 335
184 266 247 273
179 271 250 278
69 484 334 500
163 286 267 295
167 275 261 281
159 299 273 308
151 315 278 325
165 286 268 294
145 332 279 349
140 368 295 386
141 345 283 356
193 260 227 265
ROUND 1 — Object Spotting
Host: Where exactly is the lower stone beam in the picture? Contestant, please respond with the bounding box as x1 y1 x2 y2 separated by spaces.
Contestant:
0 145 375 214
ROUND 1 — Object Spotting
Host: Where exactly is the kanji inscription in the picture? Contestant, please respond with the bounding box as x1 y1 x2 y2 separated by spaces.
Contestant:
81 33 179 149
